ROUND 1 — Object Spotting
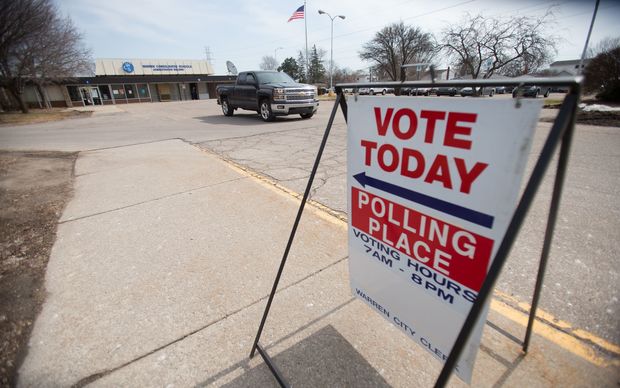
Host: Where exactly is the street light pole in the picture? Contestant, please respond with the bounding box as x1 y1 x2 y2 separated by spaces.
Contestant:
578 0 599 74
318 10 345 92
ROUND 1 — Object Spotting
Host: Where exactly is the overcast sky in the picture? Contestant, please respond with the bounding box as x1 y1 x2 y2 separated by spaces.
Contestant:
55 0 619 75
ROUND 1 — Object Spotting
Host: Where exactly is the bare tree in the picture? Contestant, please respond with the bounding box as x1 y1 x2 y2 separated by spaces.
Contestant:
0 0 91 113
259 55 278 71
588 36 620 57
359 22 435 82
331 63 365 84
441 12 556 79
583 45 620 101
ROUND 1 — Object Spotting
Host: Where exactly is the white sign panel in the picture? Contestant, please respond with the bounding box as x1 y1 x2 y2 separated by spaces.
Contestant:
95 59 214 76
347 96 542 382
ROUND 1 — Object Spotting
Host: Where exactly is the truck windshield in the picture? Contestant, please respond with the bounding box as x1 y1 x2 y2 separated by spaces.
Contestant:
256 72 295 84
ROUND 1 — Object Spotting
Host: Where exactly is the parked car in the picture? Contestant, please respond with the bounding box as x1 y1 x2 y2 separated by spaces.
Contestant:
512 86 551 98
459 87 475 97
436 87 458 96
459 87 495 97
359 87 389 95
216 70 318 121
495 86 512 94
406 87 431 96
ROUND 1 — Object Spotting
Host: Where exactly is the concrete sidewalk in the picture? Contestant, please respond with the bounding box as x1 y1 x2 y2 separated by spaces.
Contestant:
19 139 618 387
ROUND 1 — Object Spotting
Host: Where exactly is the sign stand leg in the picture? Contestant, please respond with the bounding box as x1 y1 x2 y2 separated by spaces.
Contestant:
248 94 343 387
434 88 580 388
523 93 578 353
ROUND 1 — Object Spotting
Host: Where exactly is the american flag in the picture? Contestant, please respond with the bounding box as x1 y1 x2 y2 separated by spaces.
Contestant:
287 5 304 22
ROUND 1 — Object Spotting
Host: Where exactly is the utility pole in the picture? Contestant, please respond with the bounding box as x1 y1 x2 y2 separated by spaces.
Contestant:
204 46 214 72
579 0 600 74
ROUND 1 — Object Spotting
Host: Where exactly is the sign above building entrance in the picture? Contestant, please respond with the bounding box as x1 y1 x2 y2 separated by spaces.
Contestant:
95 58 214 76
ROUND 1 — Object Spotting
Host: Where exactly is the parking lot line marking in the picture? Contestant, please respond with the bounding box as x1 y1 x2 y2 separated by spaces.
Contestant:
491 298 620 368
199 144 619 367
494 290 620 357
197 145 348 228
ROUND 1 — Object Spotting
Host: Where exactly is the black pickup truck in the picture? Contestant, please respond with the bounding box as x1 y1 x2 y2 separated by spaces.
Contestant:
216 71 319 121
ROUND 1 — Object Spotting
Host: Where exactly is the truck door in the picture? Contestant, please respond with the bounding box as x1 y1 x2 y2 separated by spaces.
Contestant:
242 73 259 110
235 73 254 110
228 73 245 107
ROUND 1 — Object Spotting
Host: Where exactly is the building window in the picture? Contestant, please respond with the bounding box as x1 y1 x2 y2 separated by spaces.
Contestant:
99 85 111 100
124 84 136 99
67 86 81 102
137 84 150 98
111 84 125 98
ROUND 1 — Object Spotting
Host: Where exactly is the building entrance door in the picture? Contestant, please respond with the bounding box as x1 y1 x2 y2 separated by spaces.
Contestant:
190 83 198 100
157 84 171 101
79 87 102 105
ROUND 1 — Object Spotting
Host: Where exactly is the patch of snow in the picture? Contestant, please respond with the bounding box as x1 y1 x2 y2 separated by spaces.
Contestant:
579 103 620 112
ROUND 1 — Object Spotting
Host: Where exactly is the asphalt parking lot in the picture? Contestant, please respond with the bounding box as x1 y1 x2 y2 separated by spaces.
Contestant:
1 95 618 382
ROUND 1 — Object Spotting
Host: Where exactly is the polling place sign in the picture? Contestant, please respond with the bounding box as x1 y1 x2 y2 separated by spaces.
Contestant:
347 96 542 382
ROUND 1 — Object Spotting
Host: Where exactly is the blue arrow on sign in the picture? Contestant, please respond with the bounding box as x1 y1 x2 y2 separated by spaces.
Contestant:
353 172 494 229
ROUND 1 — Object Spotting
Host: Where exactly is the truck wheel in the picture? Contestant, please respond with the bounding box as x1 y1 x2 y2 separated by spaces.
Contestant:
369 90 375 95
221 98 233 116
259 100 275 122
300 112 314 119
381 89 386 95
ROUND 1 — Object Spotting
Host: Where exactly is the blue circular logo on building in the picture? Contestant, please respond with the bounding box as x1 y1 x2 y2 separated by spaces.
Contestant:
122 62 134 73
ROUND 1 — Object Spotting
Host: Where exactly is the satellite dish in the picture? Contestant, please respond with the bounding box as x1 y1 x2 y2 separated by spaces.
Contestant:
226 61 238 75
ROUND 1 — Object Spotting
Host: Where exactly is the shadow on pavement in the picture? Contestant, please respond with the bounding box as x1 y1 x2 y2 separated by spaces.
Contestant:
194 114 309 126
221 325 390 388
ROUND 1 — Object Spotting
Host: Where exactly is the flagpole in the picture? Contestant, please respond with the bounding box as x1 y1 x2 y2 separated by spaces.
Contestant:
304 0 308 80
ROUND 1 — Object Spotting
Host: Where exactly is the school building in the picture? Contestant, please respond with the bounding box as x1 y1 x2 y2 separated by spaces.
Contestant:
4 58 236 109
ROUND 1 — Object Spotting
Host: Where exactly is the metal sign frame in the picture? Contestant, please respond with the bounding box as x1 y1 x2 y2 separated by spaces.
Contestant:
249 76 582 388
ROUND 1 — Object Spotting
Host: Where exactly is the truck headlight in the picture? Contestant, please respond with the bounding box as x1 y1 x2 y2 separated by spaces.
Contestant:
273 88 285 101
